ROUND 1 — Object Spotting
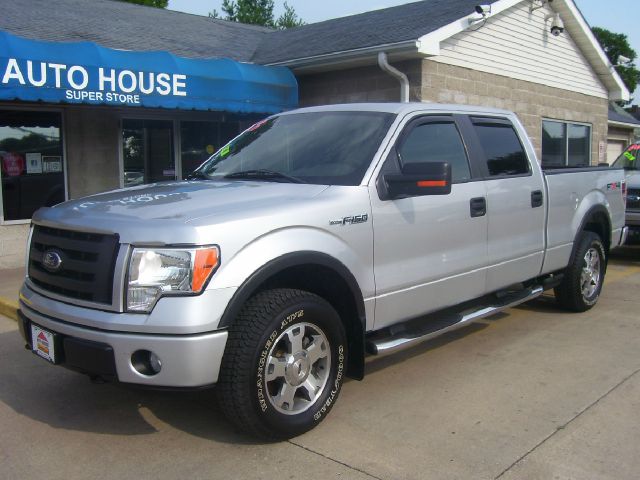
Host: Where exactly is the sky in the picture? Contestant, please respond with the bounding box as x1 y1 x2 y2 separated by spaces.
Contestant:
166 0 640 52
167 0 640 100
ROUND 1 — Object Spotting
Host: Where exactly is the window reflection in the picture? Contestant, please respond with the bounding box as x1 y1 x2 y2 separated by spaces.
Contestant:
0 111 64 221
542 120 591 167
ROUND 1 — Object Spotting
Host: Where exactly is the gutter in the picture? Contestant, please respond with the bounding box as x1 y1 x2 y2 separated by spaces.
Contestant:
263 39 421 70
378 52 410 102
608 120 640 129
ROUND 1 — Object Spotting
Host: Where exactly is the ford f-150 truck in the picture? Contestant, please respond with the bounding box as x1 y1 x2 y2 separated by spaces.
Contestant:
18 103 627 439
612 143 640 243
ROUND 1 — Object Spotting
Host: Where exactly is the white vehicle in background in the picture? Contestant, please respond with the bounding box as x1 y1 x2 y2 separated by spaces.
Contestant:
18 103 626 439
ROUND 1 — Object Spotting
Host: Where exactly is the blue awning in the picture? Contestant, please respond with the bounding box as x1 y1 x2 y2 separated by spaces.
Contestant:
0 30 297 114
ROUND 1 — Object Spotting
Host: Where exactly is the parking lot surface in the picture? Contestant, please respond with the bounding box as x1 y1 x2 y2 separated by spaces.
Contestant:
1 249 639 480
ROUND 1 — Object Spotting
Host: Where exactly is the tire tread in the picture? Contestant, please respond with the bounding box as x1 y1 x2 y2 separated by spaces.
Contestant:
554 231 605 312
217 288 328 439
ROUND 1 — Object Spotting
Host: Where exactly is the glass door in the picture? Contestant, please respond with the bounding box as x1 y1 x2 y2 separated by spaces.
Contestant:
122 119 174 187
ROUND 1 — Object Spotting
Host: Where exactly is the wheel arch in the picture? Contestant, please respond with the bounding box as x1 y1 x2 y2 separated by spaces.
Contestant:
579 205 612 255
218 251 367 380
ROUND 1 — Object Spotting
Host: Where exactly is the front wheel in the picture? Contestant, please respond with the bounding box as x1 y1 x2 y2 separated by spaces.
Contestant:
554 231 606 312
216 289 347 440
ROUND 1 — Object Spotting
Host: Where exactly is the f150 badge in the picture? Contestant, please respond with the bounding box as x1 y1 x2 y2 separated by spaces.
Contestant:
330 214 369 226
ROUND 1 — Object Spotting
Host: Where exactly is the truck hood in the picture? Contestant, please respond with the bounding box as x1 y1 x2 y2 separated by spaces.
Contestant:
33 180 330 242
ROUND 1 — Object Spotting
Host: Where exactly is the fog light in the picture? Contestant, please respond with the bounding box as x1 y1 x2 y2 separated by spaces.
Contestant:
131 350 162 376
149 352 162 373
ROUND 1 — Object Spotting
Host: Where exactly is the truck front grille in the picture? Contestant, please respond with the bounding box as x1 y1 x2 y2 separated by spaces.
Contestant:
28 225 120 305
628 189 640 210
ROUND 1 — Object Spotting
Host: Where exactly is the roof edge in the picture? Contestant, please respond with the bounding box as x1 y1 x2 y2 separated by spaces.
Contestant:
262 0 629 102
417 0 520 55
608 120 640 129
264 40 420 71
553 0 629 101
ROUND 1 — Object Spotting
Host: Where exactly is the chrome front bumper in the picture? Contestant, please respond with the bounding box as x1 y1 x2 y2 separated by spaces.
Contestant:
19 289 229 388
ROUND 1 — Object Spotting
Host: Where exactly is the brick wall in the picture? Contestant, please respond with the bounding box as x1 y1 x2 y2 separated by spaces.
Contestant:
297 60 423 106
65 107 121 198
296 58 609 166
421 60 609 165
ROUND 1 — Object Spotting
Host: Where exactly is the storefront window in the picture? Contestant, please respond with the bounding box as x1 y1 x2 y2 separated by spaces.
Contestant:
180 120 256 178
122 119 175 187
180 121 221 178
0 111 65 222
542 120 591 167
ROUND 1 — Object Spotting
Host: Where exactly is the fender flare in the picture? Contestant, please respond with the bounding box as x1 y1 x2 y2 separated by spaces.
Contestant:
566 205 612 273
576 204 612 250
217 251 366 329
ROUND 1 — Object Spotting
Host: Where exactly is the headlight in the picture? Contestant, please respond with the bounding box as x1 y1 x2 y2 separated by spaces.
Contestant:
126 246 219 312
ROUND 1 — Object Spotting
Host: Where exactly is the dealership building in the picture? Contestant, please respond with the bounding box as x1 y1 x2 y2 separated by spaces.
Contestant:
0 0 632 268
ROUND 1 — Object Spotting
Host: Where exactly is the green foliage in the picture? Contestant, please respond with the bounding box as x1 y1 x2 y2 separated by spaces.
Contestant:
276 2 304 29
117 0 168 7
592 26 640 98
209 0 304 29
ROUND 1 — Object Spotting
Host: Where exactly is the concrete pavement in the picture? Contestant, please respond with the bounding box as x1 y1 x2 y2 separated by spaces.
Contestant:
0 248 639 479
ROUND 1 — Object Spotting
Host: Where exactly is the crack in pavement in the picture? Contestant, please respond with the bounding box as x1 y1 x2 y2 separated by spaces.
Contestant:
494 366 640 479
288 440 385 480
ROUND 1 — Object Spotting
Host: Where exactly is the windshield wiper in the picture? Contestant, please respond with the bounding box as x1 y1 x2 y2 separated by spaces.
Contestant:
187 171 211 180
224 169 306 184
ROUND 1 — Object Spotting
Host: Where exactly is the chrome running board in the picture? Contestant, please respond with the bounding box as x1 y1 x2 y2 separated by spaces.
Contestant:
366 285 544 356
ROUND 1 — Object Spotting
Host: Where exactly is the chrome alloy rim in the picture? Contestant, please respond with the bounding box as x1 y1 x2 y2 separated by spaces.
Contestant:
581 247 601 298
265 322 331 415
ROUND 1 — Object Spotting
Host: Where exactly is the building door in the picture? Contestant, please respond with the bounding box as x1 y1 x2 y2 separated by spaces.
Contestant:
607 139 627 164
122 119 175 187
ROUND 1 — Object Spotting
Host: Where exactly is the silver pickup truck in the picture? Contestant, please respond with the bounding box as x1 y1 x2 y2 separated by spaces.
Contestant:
18 103 627 439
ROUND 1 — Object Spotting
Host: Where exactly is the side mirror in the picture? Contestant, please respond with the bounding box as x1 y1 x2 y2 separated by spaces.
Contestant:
383 162 452 200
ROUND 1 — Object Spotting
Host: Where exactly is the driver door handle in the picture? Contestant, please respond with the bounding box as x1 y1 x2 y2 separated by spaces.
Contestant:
470 197 486 217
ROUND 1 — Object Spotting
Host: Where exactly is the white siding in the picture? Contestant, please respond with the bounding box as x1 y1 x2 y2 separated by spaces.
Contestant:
429 2 608 99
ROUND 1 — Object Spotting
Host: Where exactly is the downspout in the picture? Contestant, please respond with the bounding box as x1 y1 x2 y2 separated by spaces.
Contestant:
377 52 410 102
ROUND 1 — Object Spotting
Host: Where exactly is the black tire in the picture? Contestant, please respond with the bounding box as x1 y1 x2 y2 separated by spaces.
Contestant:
554 231 606 312
216 288 347 440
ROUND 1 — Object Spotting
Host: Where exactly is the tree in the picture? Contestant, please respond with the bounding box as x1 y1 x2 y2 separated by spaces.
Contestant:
117 0 168 7
209 0 304 29
592 26 640 100
275 2 304 29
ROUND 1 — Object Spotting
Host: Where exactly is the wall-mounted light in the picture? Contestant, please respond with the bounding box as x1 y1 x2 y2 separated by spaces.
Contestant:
545 12 564 37
617 55 631 66
468 4 491 25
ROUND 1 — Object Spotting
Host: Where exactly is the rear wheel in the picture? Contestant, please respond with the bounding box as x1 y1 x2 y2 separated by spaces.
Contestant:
554 231 606 312
216 288 347 440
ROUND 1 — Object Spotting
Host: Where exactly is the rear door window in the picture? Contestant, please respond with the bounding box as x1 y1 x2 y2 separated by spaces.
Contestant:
471 119 530 177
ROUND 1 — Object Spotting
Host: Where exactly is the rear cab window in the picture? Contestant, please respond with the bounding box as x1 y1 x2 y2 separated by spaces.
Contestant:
470 117 530 177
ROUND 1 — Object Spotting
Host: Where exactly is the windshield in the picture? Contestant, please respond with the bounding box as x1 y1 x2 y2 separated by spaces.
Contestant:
193 111 395 186
612 144 640 170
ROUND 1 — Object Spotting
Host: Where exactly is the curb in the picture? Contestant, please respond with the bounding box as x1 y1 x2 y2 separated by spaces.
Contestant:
0 296 18 322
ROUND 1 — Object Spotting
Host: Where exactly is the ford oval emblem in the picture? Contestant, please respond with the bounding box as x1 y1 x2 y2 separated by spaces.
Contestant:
42 250 63 272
